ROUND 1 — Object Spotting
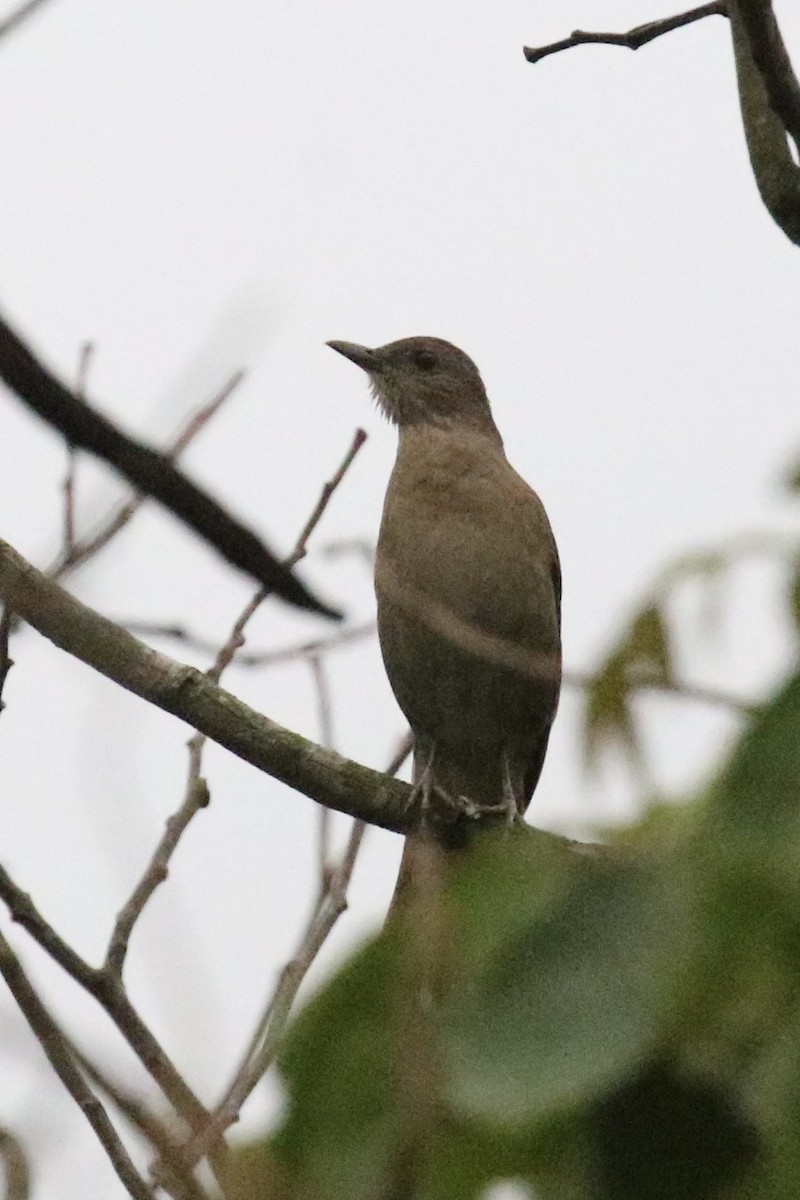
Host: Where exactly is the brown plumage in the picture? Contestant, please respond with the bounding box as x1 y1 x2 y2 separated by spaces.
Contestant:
328 336 561 878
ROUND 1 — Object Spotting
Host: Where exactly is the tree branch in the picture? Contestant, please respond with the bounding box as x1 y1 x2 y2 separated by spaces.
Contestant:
0 537 416 832
0 0 57 42
0 929 153 1200
104 776 210 978
728 0 800 243
734 0 800 151
0 863 227 1173
115 617 377 665
182 737 411 1166
523 3 726 64
0 1127 29 1200
103 427 367 976
68 1042 212 1200
49 368 246 582
0 314 337 616
0 604 12 712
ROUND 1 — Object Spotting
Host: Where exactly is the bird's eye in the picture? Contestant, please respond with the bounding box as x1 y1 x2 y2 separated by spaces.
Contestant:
414 349 438 371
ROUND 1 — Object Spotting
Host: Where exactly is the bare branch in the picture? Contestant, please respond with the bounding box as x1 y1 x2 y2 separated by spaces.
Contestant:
0 314 335 615
0 929 153 1200
292 428 367 563
61 342 93 557
734 0 800 152
0 535 418 829
105 776 210 977
115 614 760 718
0 605 13 712
0 1127 30 1200
181 739 411 1166
524 3 726 64
49 369 246 581
309 652 335 882
0 0 57 42
0 865 226 1167
69 1043 212 1200
729 0 800 243
104 428 368 977
0 533 759 834
564 669 759 718
116 617 377 666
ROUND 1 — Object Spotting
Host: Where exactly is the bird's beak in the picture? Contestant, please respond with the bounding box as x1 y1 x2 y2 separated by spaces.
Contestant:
326 340 380 373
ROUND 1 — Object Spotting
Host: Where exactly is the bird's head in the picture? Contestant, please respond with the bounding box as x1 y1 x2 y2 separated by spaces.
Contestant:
327 336 497 434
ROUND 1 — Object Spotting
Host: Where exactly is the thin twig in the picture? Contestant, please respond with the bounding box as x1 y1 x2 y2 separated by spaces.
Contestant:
183 790 393 1165
0 314 333 612
0 0 56 41
523 3 727 64
178 422 368 800
49 369 246 581
117 613 758 718
93 426 369 1177
0 865 226 1171
195 429 367 689
115 617 378 666
69 1042 211 1200
0 605 13 712
105 776 210 977
187 734 411 1161
309 652 335 883
61 342 93 557
0 1127 30 1200
0 537 417 833
564 669 759 718
62 443 79 555
0 929 153 1200
293 429 368 564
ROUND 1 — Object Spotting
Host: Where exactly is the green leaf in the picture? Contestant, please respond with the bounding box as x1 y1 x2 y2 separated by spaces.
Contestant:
583 604 672 767
271 676 800 1199
274 936 398 1200
789 561 800 634
704 671 800 851
444 832 689 1127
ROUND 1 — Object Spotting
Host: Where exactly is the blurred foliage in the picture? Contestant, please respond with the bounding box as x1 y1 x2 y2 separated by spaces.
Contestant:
225 669 800 1200
583 603 671 767
583 531 799 768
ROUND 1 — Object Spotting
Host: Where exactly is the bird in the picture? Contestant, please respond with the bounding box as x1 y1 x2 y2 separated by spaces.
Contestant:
327 336 562 838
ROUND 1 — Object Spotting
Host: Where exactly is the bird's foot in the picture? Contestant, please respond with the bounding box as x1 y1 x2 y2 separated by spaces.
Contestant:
456 795 506 821
502 754 526 828
407 742 437 826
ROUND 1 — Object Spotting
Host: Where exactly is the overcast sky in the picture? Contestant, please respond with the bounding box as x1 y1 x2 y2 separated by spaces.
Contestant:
1 2 799 1196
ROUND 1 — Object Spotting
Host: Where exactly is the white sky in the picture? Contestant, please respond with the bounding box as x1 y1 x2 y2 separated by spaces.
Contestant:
1 1 799 1196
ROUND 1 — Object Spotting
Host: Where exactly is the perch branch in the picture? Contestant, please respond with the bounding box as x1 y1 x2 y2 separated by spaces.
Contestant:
0 536 414 830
